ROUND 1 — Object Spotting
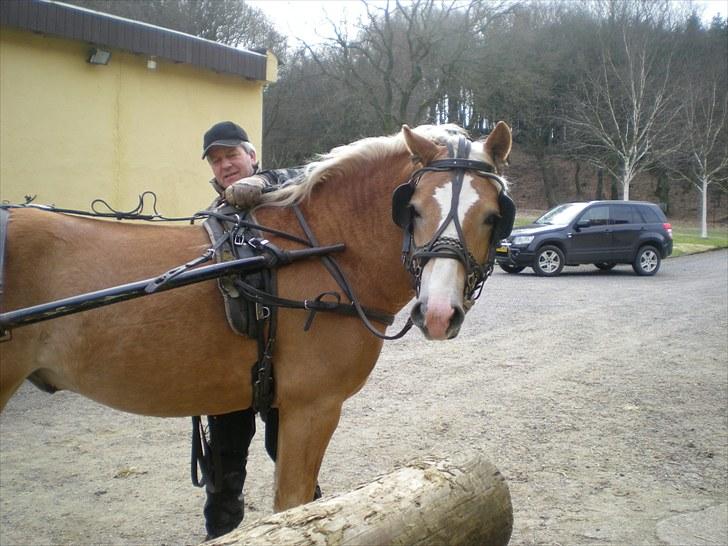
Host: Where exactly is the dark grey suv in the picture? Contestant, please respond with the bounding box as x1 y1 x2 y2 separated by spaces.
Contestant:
495 201 673 277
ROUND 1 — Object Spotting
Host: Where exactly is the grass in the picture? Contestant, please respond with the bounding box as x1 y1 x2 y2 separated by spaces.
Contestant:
512 213 728 257
670 223 728 257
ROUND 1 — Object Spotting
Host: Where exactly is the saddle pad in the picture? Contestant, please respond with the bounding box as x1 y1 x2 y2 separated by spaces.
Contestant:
202 208 265 338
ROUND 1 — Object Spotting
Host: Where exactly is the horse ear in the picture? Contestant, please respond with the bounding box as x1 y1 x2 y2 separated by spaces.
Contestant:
484 121 512 174
402 125 440 165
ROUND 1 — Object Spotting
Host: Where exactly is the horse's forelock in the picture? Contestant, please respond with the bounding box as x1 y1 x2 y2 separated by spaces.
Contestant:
411 123 469 146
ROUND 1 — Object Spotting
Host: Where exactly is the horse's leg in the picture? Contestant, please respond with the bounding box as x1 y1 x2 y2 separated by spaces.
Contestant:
274 398 343 511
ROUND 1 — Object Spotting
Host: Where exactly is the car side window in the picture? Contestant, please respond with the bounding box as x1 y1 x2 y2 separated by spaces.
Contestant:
638 206 661 223
611 205 637 225
579 205 610 226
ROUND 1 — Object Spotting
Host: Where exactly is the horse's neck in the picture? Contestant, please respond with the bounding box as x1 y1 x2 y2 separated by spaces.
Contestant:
304 151 416 313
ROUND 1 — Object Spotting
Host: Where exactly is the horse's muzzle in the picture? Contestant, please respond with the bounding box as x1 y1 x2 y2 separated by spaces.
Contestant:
410 299 465 340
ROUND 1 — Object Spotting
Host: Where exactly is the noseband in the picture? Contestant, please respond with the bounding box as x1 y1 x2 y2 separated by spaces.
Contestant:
392 136 516 308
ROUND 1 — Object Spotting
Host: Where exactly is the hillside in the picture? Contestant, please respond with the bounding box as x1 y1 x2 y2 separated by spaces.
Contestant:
504 144 725 223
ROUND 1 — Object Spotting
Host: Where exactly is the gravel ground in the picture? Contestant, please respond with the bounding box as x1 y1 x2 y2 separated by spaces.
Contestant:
1 250 726 546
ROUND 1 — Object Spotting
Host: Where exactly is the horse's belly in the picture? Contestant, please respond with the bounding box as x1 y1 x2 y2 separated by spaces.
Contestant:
8 304 258 417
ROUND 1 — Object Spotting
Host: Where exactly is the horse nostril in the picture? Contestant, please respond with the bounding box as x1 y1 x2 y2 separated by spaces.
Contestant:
410 301 425 326
448 305 465 336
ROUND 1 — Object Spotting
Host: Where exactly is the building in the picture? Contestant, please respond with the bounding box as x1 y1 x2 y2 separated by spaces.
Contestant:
0 0 278 215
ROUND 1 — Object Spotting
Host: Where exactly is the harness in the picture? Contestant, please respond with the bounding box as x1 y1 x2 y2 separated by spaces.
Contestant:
189 203 410 492
391 136 516 308
0 197 407 493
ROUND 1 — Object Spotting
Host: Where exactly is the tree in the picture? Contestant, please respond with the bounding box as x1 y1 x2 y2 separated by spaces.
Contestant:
65 0 288 60
303 0 509 134
472 1 592 207
564 21 683 200
666 14 728 236
262 49 375 167
263 0 511 165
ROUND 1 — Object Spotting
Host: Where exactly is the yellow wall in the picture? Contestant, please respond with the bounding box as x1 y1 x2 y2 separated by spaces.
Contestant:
0 27 271 216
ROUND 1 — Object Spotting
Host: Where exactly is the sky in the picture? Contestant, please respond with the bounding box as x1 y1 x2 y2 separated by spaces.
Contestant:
246 0 376 45
247 0 726 46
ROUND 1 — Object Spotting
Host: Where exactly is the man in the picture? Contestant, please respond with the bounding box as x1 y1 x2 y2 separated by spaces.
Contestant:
199 121 309 539
203 120 300 209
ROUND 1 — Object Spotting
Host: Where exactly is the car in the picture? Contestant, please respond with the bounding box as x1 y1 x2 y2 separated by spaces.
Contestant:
495 200 673 277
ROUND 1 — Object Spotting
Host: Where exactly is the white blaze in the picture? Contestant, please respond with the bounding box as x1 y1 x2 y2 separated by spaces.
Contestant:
420 175 478 305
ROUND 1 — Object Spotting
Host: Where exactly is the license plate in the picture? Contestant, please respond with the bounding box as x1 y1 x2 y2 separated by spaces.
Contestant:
496 246 508 254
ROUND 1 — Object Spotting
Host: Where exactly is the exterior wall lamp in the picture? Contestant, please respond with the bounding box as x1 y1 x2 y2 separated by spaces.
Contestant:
87 47 111 65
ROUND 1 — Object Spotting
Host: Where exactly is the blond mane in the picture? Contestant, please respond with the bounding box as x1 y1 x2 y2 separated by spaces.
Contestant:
257 124 470 208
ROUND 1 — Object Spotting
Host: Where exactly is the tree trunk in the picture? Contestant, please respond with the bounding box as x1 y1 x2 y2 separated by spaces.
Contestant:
654 171 670 216
537 156 559 208
573 161 583 199
596 167 604 200
611 174 620 200
206 455 513 546
700 178 708 238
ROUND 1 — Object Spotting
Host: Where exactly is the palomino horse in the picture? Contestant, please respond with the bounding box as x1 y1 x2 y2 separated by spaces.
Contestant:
0 122 514 514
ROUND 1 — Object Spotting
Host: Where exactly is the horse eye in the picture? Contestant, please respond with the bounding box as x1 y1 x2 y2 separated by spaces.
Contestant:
411 205 422 218
484 213 499 226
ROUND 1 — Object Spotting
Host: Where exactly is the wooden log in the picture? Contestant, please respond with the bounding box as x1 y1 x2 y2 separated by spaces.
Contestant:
205 455 512 546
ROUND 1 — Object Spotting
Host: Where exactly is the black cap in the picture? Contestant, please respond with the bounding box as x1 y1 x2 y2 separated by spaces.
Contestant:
202 121 249 159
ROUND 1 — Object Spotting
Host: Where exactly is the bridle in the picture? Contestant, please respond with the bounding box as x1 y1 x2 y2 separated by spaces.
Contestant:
391 136 516 309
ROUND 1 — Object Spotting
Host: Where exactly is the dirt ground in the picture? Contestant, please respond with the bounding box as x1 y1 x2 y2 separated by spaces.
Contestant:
1 250 726 546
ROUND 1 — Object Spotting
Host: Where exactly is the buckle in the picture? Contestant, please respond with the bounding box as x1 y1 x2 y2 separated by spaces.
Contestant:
255 303 270 320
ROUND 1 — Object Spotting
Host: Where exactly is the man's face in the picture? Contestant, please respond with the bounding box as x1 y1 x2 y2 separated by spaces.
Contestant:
207 145 256 189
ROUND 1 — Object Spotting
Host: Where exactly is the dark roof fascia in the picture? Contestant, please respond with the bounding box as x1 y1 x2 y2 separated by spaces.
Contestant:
0 0 267 81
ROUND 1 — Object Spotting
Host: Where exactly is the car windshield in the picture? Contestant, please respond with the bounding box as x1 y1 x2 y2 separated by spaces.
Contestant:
535 203 590 225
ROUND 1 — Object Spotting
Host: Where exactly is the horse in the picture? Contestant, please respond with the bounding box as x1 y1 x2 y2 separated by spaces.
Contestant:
0 122 514 515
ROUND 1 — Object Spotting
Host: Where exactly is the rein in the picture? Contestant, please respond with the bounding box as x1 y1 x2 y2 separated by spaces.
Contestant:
290 207 413 341
2 192 198 222
0 200 402 336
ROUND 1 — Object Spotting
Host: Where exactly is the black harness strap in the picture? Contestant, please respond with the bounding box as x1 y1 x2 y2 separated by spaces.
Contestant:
291 206 413 341
191 415 220 490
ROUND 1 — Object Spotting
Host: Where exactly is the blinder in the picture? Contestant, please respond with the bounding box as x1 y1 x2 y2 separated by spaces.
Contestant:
496 190 516 243
391 182 415 230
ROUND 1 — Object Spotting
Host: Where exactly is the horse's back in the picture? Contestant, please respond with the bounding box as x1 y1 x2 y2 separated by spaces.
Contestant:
4 208 209 301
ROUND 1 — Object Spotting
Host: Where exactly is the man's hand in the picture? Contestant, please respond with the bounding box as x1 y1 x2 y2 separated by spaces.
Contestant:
224 176 266 209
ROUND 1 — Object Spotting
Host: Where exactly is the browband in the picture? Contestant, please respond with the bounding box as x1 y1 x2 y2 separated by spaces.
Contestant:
427 158 495 173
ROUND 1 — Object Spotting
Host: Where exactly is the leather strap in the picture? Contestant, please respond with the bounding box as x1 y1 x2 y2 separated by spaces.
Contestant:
291 206 412 340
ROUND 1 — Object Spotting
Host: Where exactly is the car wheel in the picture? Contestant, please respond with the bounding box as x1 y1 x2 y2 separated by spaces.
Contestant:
533 245 565 277
594 262 616 271
498 263 525 274
633 245 661 276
